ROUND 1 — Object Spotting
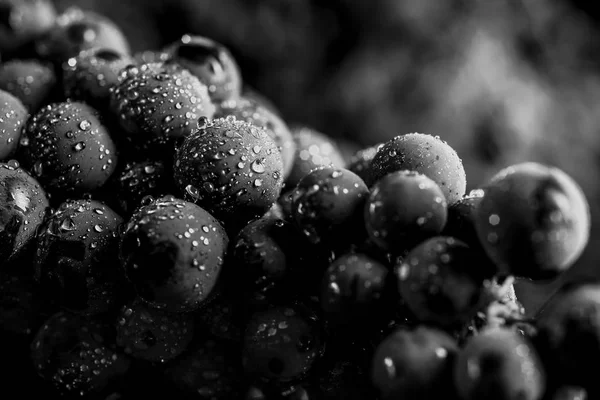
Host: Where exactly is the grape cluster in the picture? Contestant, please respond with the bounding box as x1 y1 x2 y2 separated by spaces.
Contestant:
0 3 595 400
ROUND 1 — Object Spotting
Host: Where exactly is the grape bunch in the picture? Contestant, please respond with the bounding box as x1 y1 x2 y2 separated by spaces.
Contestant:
0 2 595 400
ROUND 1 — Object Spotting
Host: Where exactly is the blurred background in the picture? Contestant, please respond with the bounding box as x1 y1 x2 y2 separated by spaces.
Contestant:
50 0 600 310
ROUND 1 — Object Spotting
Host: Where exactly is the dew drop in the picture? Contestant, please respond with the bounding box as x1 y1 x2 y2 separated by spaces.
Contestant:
6 159 19 169
60 218 76 231
126 90 139 100
197 117 208 129
329 282 340 294
33 161 43 176
383 357 396 378
251 159 265 174
397 264 410 280
202 182 214 193
185 184 200 199
488 214 500 226
73 142 86 152
79 120 92 131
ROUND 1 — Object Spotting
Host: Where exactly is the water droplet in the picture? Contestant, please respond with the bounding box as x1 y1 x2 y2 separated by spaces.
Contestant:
329 282 340 294
60 218 76 231
397 264 410 280
6 159 19 169
185 184 200 199
197 117 208 129
253 179 262 187
251 159 265 174
468 189 485 198
94 224 104 233
127 90 139 100
73 142 86 152
435 347 448 358
383 357 396 378
79 120 91 131
33 161 43 176
202 182 214 193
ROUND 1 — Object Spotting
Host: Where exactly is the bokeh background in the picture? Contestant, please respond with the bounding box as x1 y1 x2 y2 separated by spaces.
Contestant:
51 0 600 311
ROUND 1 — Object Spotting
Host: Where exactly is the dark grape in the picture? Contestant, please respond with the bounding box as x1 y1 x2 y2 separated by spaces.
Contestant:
231 215 304 299
368 133 466 204
36 7 130 65
536 284 600 392
116 297 194 363
0 59 56 112
63 47 134 112
0 89 27 161
0 160 49 261
23 101 118 196
364 170 447 252
110 62 215 157
119 195 228 313
165 34 242 102
454 327 545 400
31 311 130 396
34 199 124 315
474 162 590 280
286 126 346 188
396 236 487 328
371 326 458 400
0 0 56 54
173 117 283 230
321 253 390 331
243 306 323 382
291 166 368 246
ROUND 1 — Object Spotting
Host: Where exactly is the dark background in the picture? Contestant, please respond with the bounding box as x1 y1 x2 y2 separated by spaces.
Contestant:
52 0 600 312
